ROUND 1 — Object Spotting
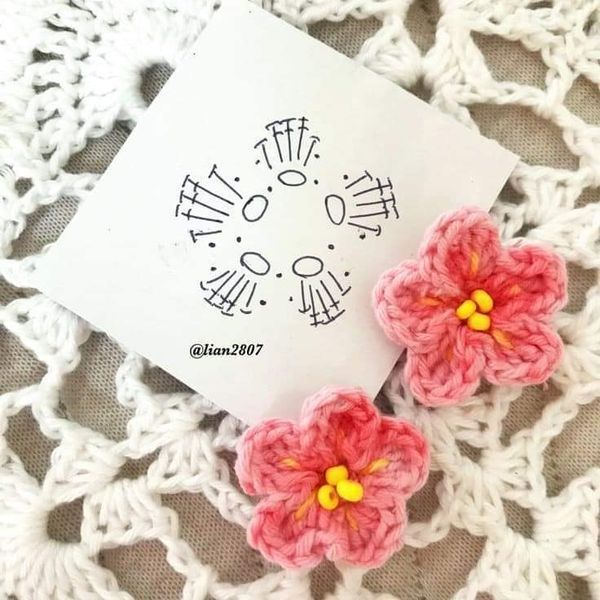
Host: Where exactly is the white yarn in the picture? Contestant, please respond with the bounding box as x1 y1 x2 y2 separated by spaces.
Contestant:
1 0 599 598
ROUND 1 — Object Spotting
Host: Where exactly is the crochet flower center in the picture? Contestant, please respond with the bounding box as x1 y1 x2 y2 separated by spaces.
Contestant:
317 464 363 510
455 288 494 331
287 458 390 523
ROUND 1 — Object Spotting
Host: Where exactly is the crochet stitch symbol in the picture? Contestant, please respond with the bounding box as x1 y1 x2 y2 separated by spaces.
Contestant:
174 116 400 325
325 171 399 239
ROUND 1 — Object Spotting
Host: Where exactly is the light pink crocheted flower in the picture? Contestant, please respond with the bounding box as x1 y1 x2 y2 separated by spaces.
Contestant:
373 207 567 406
235 387 429 569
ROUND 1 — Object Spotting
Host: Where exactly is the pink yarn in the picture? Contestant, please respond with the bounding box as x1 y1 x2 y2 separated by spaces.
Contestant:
373 206 567 406
235 387 429 569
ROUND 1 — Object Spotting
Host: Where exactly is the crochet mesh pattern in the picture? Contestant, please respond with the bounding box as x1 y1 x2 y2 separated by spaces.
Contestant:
1 1 599 598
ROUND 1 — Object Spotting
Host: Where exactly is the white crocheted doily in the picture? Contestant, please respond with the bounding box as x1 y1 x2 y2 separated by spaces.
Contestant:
1 1 599 599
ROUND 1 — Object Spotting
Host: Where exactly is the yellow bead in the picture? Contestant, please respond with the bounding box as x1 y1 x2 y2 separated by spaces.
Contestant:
325 464 349 486
455 299 476 320
467 312 491 331
317 484 339 510
470 289 494 313
336 479 364 503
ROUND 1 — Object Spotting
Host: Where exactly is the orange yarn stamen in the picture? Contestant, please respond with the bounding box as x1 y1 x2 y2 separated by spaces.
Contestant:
509 284 521 296
470 251 480 276
280 458 301 469
334 428 346 457
492 329 513 349
345 507 359 531
294 490 316 521
360 458 390 476
420 297 442 306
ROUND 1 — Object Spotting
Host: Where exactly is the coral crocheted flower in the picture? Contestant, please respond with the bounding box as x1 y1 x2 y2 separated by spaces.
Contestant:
373 207 567 406
235 387 429 568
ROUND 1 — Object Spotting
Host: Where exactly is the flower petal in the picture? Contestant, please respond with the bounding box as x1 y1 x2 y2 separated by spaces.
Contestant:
247 492 344 568
483 316 563 385
405 323 488 406
362 418 430 497
299 387 381 472
373 260 457 352
236 419 319 496
339 500 407 567
488 243 567 320
418 207 501 293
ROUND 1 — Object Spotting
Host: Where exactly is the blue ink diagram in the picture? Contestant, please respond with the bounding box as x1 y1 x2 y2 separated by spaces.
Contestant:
174 117 399 327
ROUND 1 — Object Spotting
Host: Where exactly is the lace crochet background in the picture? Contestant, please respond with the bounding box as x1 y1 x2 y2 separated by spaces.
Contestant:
1 0 599 598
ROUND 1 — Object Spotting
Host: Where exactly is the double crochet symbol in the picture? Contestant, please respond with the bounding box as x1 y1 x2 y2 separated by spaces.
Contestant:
175 117 399 327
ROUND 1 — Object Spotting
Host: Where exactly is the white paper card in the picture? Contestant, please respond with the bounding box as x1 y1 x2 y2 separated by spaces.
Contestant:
35 0 517 424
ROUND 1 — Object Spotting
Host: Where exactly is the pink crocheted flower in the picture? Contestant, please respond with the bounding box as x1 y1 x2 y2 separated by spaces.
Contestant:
373 207 567 406
235 387 429 569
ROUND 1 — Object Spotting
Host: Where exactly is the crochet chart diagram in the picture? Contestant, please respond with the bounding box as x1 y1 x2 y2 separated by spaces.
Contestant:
175 117 399 326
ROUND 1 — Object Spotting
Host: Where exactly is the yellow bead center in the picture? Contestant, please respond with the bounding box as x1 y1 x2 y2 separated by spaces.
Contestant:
337 479 364 503
325 464 348 486
317 464 364 510
456 289 494 332
317 484 339 510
